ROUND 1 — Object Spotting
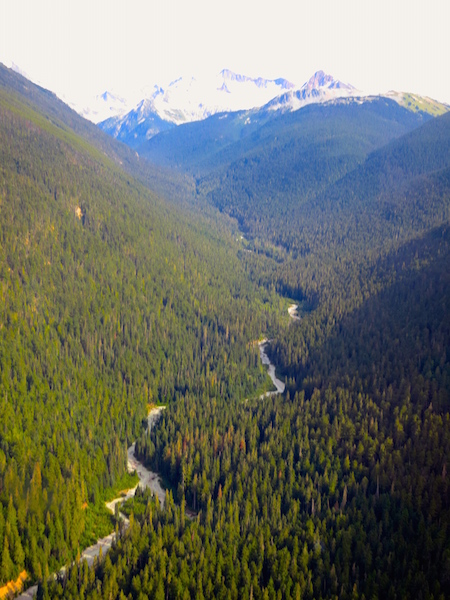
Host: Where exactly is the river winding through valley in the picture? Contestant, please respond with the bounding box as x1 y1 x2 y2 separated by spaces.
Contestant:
18 305 298 598
18 409 166 599
258 340 285 396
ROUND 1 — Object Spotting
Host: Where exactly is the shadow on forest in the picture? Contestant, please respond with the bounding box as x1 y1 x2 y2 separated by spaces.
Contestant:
287 224 450 413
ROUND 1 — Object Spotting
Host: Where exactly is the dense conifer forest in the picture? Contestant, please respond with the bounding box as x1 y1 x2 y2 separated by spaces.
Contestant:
0 72 279 591
0 65 449 599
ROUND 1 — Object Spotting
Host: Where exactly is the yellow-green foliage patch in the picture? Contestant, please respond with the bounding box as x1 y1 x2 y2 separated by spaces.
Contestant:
399 92 449 116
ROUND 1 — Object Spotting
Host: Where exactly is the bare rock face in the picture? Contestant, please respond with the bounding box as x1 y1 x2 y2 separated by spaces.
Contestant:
305 70 335 90
304 70 355 92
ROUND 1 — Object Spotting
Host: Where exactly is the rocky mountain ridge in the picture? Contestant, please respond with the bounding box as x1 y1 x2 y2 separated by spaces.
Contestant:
98 69 358 146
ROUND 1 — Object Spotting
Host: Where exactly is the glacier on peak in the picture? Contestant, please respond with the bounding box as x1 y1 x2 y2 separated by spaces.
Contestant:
96 69 363 143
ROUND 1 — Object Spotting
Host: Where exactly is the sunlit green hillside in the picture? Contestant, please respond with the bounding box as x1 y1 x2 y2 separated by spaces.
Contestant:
0 73 276 587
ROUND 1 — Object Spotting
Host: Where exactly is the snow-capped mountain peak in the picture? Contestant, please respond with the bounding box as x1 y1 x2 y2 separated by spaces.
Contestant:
97 69 360 146
304 70 333 90
265 70 358 113
303 70 355 92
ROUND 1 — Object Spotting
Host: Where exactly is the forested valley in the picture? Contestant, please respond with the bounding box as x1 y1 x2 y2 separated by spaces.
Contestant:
0 68 280 593
0 64 449 599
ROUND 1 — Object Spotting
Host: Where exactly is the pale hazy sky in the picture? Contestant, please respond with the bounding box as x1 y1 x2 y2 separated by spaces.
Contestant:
0 0 449 104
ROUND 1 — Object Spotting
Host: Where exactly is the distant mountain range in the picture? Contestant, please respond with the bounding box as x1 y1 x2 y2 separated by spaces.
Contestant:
97 69 300 146
76 69 297 126
263 70 356 113
96 69 449 150
97 69 359 145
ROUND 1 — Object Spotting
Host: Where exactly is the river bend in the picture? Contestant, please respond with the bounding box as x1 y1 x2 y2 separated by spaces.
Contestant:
18 303 298 597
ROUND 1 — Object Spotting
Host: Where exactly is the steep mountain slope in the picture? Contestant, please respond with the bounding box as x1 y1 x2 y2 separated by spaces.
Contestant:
288 109 450 263
99 98 176 149
137 95 433 177
0 71 277 588
0 62 198 209
0 62 133 167
227 110 450 312
202 97 435 221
